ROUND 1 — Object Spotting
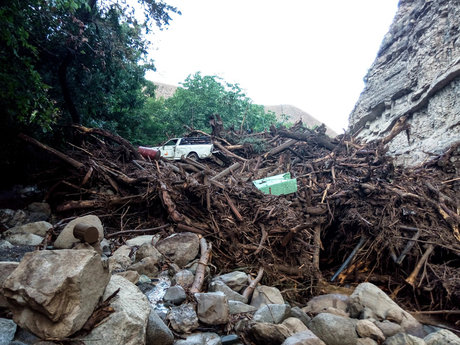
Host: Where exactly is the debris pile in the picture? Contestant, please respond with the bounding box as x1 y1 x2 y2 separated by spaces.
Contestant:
10 122 460 315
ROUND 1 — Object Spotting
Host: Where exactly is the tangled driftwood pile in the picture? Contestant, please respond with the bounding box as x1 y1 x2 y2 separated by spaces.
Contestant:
18 121 460 321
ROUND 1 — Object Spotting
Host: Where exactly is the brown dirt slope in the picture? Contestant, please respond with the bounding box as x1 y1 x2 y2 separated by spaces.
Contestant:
265 104 338 137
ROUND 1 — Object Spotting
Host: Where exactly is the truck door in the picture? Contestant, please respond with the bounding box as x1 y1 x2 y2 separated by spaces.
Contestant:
161 139 178 159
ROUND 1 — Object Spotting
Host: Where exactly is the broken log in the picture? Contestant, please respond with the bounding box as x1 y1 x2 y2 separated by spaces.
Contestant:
19 133 85 171
405 245 435 287
190 237 212 294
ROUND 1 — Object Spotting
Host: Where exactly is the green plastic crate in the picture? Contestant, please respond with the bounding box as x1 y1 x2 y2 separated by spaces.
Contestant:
252 172 297 196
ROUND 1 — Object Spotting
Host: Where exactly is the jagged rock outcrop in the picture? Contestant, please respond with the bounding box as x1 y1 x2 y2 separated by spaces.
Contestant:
349 0 460 166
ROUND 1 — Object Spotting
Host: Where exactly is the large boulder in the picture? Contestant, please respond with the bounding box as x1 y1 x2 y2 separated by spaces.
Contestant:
3 249 110 339
424 329 460 345
282 330 326 345
349 283 424 336
155 232 199 267
212 271 248 292
0 261 19 307
303 294 349 315
0 318 17 345
54 215 104 249
250 285 284 308
81 275 151 345
307 313 358 345
4 221 52 237
248 322 292 345
146 308 174 345
195 292 229 325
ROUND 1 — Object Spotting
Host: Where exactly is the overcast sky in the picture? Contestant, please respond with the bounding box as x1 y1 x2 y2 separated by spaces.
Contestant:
145 0 399 134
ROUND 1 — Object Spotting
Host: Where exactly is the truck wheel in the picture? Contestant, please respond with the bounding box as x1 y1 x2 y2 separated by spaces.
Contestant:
187 152 199 161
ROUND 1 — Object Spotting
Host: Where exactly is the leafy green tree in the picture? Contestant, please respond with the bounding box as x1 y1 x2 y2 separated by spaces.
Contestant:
153 72 278 141
0 0 177 138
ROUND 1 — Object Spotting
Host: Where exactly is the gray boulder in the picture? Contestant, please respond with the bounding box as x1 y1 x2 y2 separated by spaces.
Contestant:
209 280 248 303
212 271 248 292
0 261 19 307
175 332 222 345
349 283 424 336
303 294 349 315
356 319 386 342
228 300 257 314
282 330 326 345
54 215 104 249
167 303 199 333
135 243 163 262
195 292 229 325
281 317 309 334
250 285 284 308
127 256 160 277
4 221 52 237
289 307 311 326
308 313 358 345
146 308 174 345
384 333 426 345
173 269 195 289
374 320 403 338
3 249 110 339
253 304 291 324
109 245 132 272
0 318 17 345
81 275 151 345
156 232 199 267
163 285 187 305
115 270 140 284
4 233 43 246
126 235 159 247
424 329 460 345
249 322 292 345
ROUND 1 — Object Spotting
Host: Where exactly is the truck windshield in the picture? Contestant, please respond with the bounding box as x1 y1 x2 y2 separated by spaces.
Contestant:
164 139 178 146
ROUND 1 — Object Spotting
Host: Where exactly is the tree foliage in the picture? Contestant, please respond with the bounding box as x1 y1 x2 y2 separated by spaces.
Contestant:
0 0 177 140
135 73 279 145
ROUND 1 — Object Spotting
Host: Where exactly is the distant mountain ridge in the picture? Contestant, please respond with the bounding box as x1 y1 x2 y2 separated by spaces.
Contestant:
153 82 337 137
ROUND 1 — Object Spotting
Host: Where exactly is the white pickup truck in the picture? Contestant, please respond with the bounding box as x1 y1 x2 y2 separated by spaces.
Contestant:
151 136 214 160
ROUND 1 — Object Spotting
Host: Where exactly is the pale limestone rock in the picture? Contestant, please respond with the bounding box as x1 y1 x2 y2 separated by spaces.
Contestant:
3 249 110 339
349 283 424 336
54 215 104 249
5 221 52 237
356 319 385 342
81 275 151 345
0 261 19 307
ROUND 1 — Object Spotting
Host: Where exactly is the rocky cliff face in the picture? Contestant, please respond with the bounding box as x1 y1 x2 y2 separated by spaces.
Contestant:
349 0 460 166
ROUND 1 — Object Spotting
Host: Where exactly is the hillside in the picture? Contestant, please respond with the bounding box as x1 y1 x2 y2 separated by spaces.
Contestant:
153 82 337 137
264 104 338 137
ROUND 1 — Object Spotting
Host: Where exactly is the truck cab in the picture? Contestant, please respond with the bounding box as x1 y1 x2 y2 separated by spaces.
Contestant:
152 137 214 160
